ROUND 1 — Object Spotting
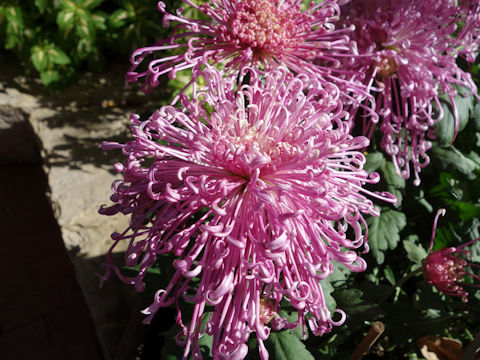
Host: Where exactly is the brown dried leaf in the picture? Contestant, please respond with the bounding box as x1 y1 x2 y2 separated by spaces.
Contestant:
417 335 463 360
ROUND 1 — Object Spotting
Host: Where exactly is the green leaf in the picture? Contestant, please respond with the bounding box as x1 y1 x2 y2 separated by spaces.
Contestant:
109 9 129 28
403 235 428 265
31 46 48 72
435 86 474 144
320 278 336 313
333 289 363 306
277 310 304 340
431 145 479 174
451 201 480 221
364 151 386 173
75 9 96 41
380 161 405 207
40 69 61 86
4 6 23 49
268 331 314 360
4 5 22 24
82 0 104 10
47 46 70 65
473 103 480 131
366 209 407 264
5 21 19 49
384 265 396 285
92 11 107 30
57 9 76 33
76 38 93 57
34 0 49 13
58 0 76 10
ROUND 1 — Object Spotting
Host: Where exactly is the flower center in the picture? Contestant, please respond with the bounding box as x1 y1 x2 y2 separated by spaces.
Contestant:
376 56 398 79
228 0 305 53
232 126 299 168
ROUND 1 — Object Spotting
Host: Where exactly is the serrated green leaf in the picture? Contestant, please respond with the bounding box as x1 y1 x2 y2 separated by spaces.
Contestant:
31 46 48 72
40 69 61 86
403 235 428 265
366 209 406 264
320 278 336 313
333 289 363 306
34 0 48 13
431 145 479 174
47 46 70 65
435 86 473 144
364 151 386 173
57 9 75 33
109 9 129 28
268 331 314 360
380 161 405 207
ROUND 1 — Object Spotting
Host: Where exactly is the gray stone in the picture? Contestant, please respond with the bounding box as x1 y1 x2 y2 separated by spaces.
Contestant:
1 77 159 359
0 105 42 164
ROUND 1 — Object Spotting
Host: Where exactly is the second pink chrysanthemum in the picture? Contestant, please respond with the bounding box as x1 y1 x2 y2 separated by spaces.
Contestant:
126 0 366 102
339 0 479 185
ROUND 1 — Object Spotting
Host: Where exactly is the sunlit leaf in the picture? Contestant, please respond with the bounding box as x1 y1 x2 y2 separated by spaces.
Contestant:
57 9 75 33
48 46 71 65
31 46 48 71
109 9 129 28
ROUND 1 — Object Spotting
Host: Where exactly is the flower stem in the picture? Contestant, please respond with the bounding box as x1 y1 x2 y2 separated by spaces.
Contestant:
379 267 423 305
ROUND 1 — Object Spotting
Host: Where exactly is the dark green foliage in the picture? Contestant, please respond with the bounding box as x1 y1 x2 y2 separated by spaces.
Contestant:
0 0 175 88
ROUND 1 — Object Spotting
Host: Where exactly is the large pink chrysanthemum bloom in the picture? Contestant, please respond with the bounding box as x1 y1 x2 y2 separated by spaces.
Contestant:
423 209 480 303
100 66 395 360
339 0 479 185
126 0 369 104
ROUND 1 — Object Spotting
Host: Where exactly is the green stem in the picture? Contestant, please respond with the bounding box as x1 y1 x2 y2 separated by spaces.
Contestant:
379 267 423 305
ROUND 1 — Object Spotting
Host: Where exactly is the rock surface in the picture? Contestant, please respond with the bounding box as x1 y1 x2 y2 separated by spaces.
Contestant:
0 64 168 359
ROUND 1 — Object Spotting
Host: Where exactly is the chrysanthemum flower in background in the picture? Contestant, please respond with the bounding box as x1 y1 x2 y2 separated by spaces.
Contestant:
100 66 395 360
423 209 480 303
339 0 479 185
126 0 369 104
456 0 480 62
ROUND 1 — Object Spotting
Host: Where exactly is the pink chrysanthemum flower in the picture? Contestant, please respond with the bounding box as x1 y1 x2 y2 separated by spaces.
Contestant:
423 209 480 302
100 66 395 360
456 1 480 62
126 0 368 103
339 0 479 185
